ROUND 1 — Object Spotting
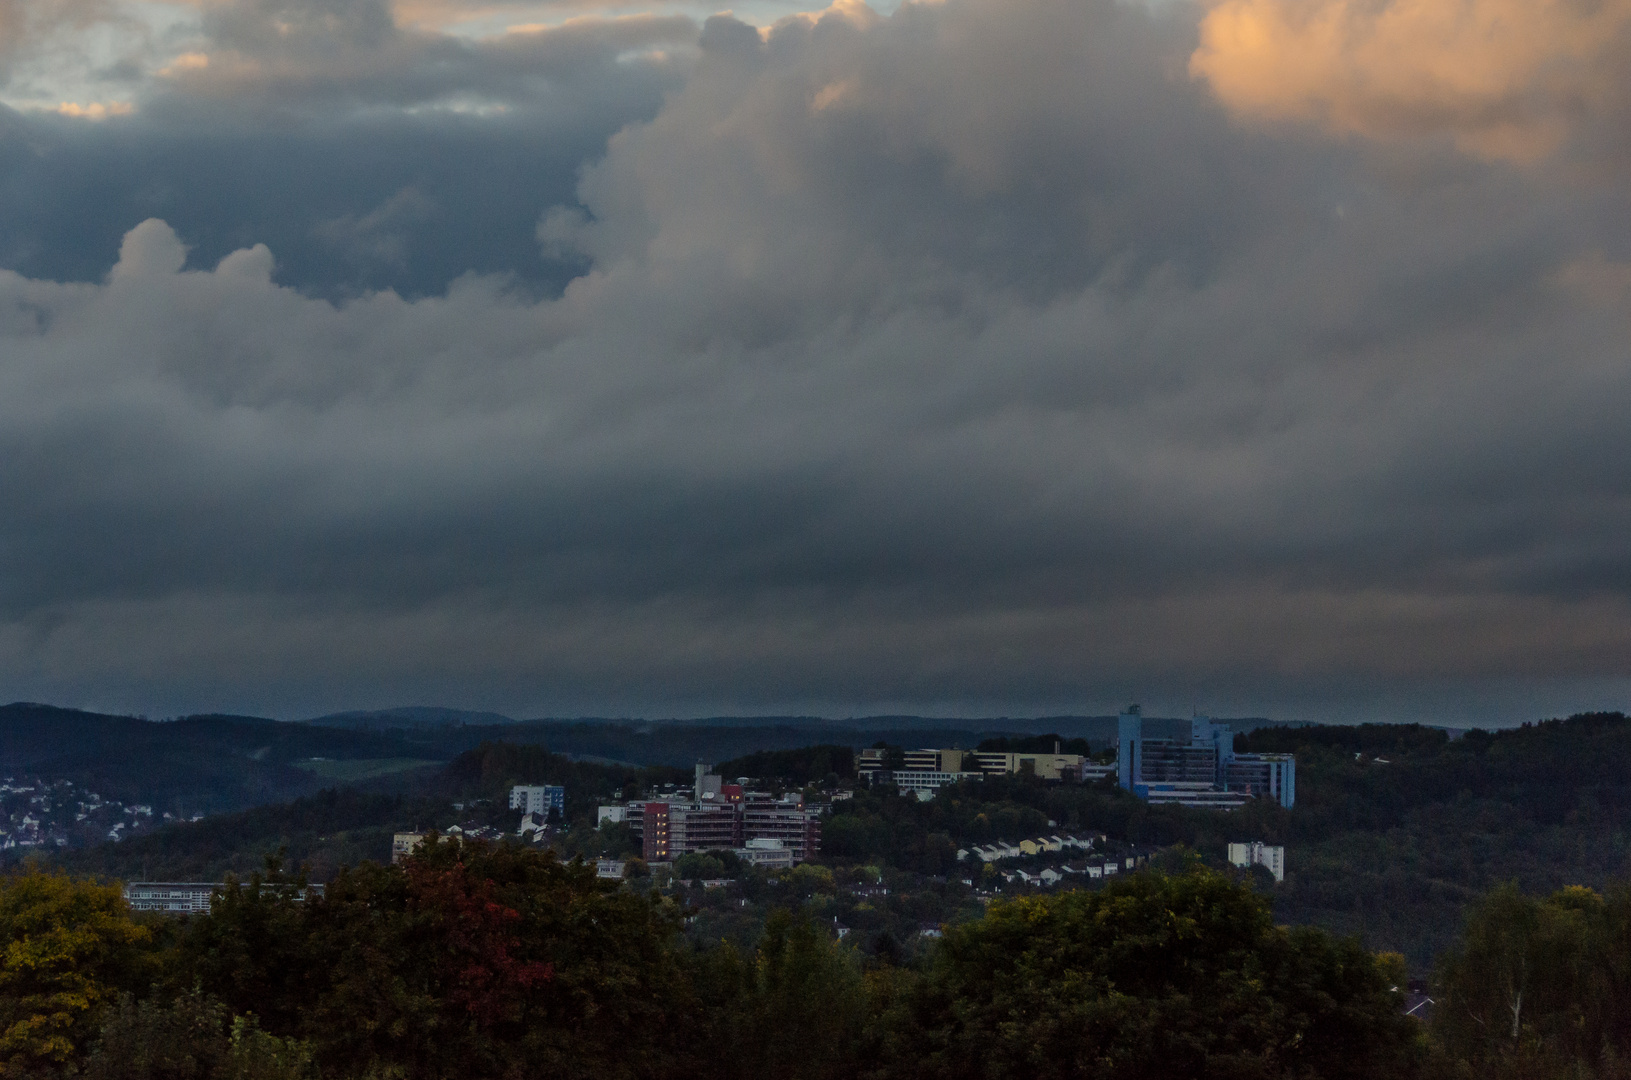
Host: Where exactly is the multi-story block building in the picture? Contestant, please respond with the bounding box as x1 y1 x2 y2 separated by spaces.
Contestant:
740 794 821 862
123 882 219 914
1117 707 1295 809
1228 840 1286 882
866 744 1099 789
123 881 325 914
1224 755 1296 806
626 766 821 864
971 749 1087 781
392 832 426 864
509 785 566 818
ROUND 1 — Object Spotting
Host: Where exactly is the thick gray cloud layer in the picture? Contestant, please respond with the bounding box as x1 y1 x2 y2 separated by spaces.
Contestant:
0 0 693 295
2 0 1630 722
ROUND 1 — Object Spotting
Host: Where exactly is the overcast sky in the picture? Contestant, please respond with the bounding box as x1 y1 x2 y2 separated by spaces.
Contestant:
2 0 1630 724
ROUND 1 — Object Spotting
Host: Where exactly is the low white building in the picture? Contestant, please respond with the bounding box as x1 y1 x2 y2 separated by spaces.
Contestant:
734 837 795 869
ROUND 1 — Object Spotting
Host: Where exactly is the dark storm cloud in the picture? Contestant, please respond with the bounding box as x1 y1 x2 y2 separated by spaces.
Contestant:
0 1 694 295
2 0 1631 722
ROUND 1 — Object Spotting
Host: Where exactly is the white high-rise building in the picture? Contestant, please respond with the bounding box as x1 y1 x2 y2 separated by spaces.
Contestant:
1228 841 1286 883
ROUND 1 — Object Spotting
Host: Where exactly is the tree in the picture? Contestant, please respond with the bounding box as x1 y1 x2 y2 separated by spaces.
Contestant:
674 853 729 880
83 990 232 1080
685 911 871 1080
82 990 312 1080
0 869 154 1078
1433 883 1614 1074
882 867 1419 1080
173 838 695 1080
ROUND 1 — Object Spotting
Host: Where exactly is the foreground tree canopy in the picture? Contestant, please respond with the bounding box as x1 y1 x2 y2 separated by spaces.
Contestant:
5 844 1628 1080
886 870 1415 1080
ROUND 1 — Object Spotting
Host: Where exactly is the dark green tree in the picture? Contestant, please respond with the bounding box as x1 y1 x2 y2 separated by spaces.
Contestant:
881 867 1419 1080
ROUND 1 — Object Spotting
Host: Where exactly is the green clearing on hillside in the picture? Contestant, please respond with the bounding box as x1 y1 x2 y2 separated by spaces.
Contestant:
291 757 441 782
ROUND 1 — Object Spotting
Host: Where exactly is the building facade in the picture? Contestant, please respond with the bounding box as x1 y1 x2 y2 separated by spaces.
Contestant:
509 785 566 817
1228 841 1286 882
628 767 821 864
392 832 426 864
735 837 795 869
1118 708 1296 809
863 744 1092 790
123 882 219 914
124 881 325 914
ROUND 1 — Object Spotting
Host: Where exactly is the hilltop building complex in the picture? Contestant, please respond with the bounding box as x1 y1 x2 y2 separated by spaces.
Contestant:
1118 707 1295 809
853 708 1294 811
605 764 822 865
858 745 1116 792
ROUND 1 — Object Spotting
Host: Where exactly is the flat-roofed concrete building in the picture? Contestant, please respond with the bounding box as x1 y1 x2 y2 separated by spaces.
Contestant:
972 750 1086 781
1228 841 1286 882
392 832 426 864
509 785 565 817
124 881 325 914
1118 708 1295 809
124 882 218 914
735 837 795 869
632 768 821 864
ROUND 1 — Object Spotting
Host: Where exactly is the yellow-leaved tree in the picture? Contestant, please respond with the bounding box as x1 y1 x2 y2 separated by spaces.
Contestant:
0 869 153 1078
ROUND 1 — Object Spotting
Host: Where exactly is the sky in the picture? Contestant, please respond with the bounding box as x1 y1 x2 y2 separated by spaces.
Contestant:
2 0 1631 725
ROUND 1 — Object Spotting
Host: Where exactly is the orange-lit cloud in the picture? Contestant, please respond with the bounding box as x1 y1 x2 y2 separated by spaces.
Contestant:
156 51 210 77
1190 0 1631 160
55 100 135 119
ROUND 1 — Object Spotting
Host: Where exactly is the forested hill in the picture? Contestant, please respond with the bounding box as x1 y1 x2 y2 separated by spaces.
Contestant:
0 703 436 815
794 712 1631 967
18 701 1631 969
1235 713 1631 964
50 743 688 882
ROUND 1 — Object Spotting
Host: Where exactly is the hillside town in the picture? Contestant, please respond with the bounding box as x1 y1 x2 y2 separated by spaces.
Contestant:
0 776 201 855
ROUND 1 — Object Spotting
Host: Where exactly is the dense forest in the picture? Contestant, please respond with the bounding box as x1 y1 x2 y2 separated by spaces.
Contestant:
7 845 1631 1080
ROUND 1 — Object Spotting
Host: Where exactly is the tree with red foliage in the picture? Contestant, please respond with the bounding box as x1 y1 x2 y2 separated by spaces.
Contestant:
402 858 553 1027
174 839 695 1080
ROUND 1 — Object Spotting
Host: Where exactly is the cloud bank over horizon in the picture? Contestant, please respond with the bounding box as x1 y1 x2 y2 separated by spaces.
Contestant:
2 0 1631 724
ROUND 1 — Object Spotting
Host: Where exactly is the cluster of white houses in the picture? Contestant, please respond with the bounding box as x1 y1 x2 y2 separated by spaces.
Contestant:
858 708 1295 811
998 854 1153 886
958 834 1098 863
